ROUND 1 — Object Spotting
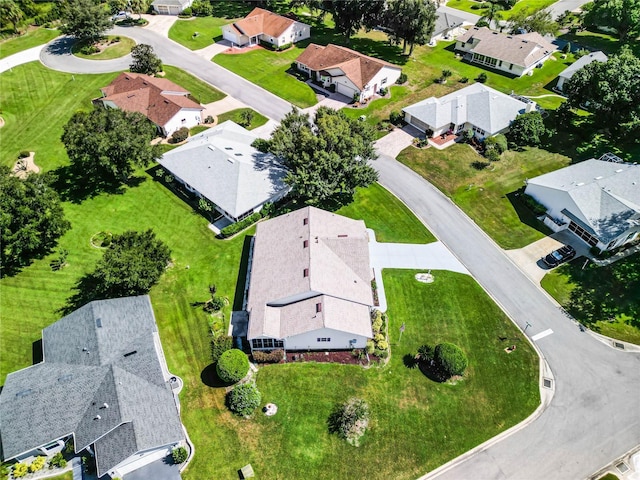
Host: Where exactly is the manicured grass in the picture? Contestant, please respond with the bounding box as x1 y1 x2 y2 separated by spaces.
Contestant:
187 269 538 479
162 65 226 104
559 29 640 56
216 108 268 130
168 17 237 50
0 63 119 170
446 0 557 18
214 47 318 108
397 144 571 249
0 27 59 59
337 182 436 244
71 36 135 60
190 125 210 135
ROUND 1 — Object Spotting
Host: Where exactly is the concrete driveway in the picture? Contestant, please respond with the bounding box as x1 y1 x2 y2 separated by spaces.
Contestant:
123 456 181 480
139 13 179 36
374 126 419 159
0 44 50 74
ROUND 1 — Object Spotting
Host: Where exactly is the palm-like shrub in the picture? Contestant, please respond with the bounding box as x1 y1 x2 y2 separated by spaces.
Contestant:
172 446 188 464
216 349 249 384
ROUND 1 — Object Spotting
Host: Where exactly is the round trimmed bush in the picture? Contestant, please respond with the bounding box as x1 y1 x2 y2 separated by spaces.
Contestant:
228 382 261 416
434 342 468 377
216 349 249 384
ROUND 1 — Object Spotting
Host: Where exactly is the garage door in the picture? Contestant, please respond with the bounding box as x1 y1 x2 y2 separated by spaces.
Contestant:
336 83 356 98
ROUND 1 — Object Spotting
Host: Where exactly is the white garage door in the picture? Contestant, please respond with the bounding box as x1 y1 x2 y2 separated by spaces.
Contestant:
336 82 356 98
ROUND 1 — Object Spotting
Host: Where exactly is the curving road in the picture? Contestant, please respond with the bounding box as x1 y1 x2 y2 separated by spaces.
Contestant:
375 154 640 479
39 27 293 121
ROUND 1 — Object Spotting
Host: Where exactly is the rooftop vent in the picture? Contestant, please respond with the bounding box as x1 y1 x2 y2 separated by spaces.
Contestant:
58 374 73 383
123 350 137 358
577 182 585 186
225 147 233 150
101 403 109 409
96 317 102 328
227 158 234 164
15 389 33 399
208 145 216 151
94 415 101 421
616 169 624 173
234 153 243 157
595 176 603 180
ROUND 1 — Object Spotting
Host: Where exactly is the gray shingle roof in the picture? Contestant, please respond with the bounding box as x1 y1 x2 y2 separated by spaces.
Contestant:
247 207 373 340
527 159 640 242
403 83 528 135
158 121 289 219
558 51 608 81
433 9 465 37
0 296 184 477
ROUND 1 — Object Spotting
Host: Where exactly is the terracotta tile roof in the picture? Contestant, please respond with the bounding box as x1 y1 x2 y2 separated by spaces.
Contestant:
457 27 557 68
233 7 295 38
100 72 202 128
296 43 400 90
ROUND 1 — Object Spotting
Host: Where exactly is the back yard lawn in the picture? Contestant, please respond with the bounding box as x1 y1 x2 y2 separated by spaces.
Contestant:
447 0 557 17
397 144 571 249
186 269 539 479
168 17 239 50
0 27 59 60
162 65 225 104
216 108 268 130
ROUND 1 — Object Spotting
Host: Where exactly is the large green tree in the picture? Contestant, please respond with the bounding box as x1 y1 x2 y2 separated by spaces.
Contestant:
584 0 640 41
61 0 112 43
323 0 385 42
129 44 163 75
509 9 559 35
0 167 71 276
0 0 24 33
564 46 640 139
384 0 437 55
258 107 378 206
61 107 161 189
507 111 548 147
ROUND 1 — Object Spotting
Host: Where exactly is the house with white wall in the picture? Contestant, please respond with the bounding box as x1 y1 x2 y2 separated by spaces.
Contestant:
524 155 640 251
0 296 185 479
455 27 557 77
247 207 374 352
295 43 402 101
99 72 203 136
403 83 534 139
150 0 192 15
556 51 607 92
222 8 310 48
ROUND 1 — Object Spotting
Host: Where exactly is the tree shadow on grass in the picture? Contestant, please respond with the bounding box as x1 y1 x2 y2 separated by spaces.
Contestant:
505 189 553 237
58 271 109 316
402 353 418 369
417 360 448 383
200 363 229 388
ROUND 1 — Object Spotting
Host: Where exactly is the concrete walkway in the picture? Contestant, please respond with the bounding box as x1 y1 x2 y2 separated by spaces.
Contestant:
0 44 48 74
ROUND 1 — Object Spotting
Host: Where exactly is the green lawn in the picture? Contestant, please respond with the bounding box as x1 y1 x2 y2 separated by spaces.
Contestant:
558 29 640 56
162 65 226 104
214 47 318 108
168 17 237 50
397 144 571 249
185 269 538 480
337 182 436 244
0 27 59 60
71 35 135 60
446 0 557 18
216 108 268 130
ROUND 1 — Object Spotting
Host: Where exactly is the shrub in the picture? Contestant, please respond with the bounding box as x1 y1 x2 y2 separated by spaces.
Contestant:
475 19 490 27
365 339 375 354
484 145 502 162
562 42 571 54
12 463 28 478
463 129 475 142
396 72 407 84
484 134 507 153
169 127 189 144
49 452 67 469
216 349 249 383
219 211 262 238
252 349 284 363
228 382 261 416
29 456 46 473
328 398 369 446
376 339 389 350
172 446 188 464
475 72 488 83
239 109 254 127
459 76 469 83
521 193 547 216
372 316 383 334
379 86 388 96
574 48 590 59
373 333 385 343
179 7 192 16
18 150 30 158
434 342 468 377
80 44 99 55
389 110 404 126
417 344 434 363
204 115 214 124
204 295 225 312
374 349 389 359
211 334 233 363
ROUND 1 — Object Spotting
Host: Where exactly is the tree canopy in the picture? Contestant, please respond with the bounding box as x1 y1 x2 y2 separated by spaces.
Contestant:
0 0 23 33
507 111 548 147
0 168 71 276
384 0 437 55
258 107 378 207
564 46 640 139
509 9 559 35
322 0 385 41
61 0 112 42
584 0 640 41
130 44 163 75
61 107 161 190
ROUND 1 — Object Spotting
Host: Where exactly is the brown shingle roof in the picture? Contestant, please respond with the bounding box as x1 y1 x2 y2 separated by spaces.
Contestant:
233 7 295 38
296 43 400 90
100 72 202 127
457 27 556 68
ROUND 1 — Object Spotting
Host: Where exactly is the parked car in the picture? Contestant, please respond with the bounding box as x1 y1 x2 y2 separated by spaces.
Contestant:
112 11 131 21
542 245 576 268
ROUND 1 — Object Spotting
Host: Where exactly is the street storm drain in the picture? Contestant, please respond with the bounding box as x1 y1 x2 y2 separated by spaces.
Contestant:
616 462 629 474
543 378 553 389
614 342 625 350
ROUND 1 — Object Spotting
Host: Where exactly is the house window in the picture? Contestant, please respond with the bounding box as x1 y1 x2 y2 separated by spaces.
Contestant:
181 118 186 122
252 338 284 349
381 78 387 85
303 268 309 277
568 221 599 246
316 303 322 313
509 63 513 70
303 240 309 248
498 60 502 67
303 217 308 225
316 337 331 342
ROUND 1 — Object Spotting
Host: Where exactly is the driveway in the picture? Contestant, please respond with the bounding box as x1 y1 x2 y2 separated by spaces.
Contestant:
139 13 179 37
123 457 181 480
546 0 592 18
374 126 418 159
0 44 49 74
374 153 640 480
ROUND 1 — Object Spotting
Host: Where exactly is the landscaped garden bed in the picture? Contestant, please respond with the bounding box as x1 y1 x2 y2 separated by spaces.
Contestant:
71 35 135 60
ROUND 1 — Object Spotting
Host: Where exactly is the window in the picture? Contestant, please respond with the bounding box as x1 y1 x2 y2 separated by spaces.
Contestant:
252 338 284 349
316 337 331 342
381 78 387 85
498 60 502 67
316 303 322 313
303 217 308 225
568 221 599 246
303 268 309 277
509 63 513 70
303 240 309 248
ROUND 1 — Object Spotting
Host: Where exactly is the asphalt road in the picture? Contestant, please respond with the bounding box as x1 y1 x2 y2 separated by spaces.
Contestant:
39 27 293 121
375 154 640 479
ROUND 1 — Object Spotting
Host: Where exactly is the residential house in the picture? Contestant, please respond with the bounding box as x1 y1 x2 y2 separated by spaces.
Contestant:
99 72 203 136
151 0 192 15
0 296 185 479
157 121 289 223
222 7 310 48
295 43 402 101
430 7 468 45
455 27 557 77
247 206 374 352
556 51 607 92
403 83 534 139
524 155 640 251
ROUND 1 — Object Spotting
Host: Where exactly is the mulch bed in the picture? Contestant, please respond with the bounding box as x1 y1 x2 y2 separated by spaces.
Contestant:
285 350 367 365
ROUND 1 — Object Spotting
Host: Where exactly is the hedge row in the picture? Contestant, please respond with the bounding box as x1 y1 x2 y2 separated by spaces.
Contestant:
219 203 274 238
252 349 284 363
